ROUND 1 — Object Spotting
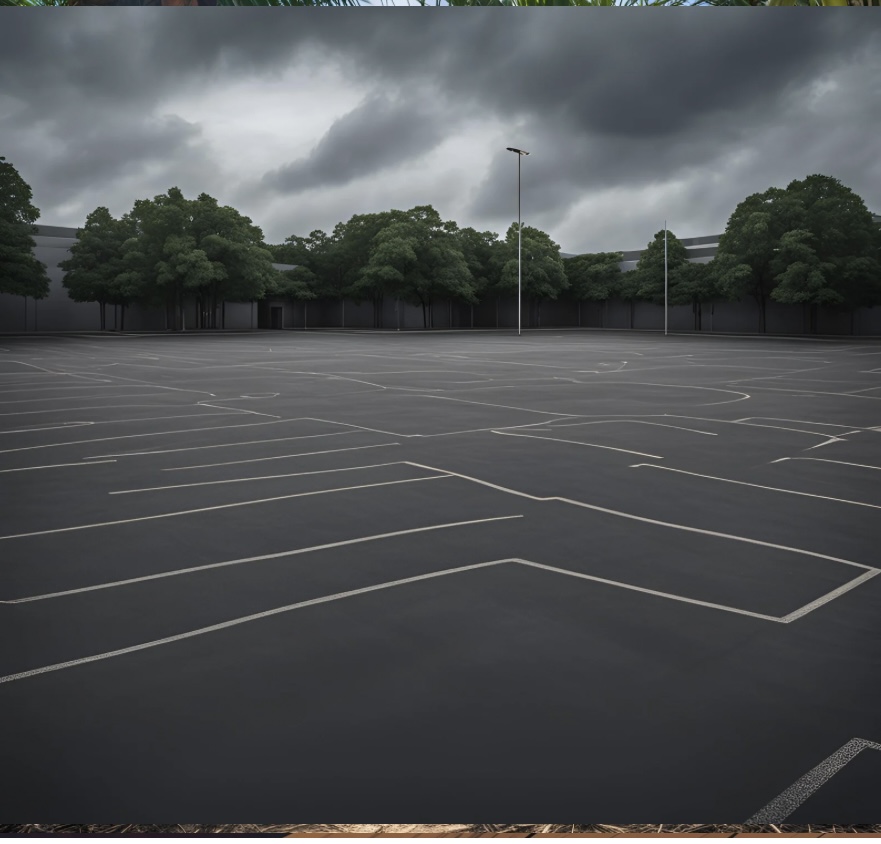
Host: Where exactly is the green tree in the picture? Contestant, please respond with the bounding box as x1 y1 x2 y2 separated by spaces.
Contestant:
335 210 407 328
668 261 716 331
615 270 643 330
361 206 475 329
497 223 568 327
59 207 140 330
634 230 689 306
712 187 805 333
455 226 504 327
0 156 50 301
564 251 623 328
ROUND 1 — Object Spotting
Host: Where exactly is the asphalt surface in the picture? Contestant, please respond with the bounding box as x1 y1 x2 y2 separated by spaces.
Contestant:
0 329 879 822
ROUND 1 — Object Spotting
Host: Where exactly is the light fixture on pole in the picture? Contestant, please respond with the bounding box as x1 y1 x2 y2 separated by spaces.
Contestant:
664 220 668 337
506 147 529 336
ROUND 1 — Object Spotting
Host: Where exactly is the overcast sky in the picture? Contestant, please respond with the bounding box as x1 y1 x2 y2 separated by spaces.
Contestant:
1 12 879 255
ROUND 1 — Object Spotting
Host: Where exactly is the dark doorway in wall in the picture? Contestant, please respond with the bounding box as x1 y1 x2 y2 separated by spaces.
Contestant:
270 307 283 330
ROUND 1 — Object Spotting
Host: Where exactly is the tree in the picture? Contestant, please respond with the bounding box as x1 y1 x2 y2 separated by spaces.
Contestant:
564 252 623 328
361 206 475 329
59 207 140 330
189 193 277 328
455 227 504 327
712 187 805 332
615 270 643 330
783 175 881 331
668 261 716 331
634 230 689 306
334 210 407 328
0 156 50 301
716 175 881 334
497 224 568 327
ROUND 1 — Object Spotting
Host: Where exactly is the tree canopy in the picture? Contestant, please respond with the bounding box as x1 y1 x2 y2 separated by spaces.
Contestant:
0 156 51 299
712 175 881 332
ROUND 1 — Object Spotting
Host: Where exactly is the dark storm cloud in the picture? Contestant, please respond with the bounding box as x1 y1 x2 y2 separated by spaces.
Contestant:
0 12 879 252
39 114 203 199
262 94 448 193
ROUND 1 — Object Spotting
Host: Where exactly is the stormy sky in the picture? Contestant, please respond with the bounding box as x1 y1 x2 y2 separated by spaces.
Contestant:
1 12 879 256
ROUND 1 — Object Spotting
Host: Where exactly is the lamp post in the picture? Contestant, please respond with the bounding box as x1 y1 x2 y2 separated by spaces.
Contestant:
664 220 668 337
506 147 529 336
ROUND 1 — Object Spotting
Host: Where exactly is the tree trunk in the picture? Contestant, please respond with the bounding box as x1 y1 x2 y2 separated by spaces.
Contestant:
99 301 105 331
496 297 499 329
602 299 607 329
422 300 427 330
630 300 634 330
222 300 226 330
697 301 702 332
120 304 126 332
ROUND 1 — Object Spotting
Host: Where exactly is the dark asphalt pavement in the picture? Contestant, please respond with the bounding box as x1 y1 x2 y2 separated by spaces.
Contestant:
1 330 879 822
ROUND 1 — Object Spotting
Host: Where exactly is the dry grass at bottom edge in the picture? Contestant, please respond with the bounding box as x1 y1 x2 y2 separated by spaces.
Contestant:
2 825 881 835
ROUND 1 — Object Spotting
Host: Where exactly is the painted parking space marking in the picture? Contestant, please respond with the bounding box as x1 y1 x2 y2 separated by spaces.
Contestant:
110 460 413 495
403 461 876 572
0 460 117 474
162 442 400 472
0 475 452 541
1 516 523 604
630 463 881 512
746 738 881 823
491 429 663 460
0 559 517 684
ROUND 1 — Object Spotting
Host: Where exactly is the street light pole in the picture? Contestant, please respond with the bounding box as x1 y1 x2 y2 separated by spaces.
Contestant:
664 220 668 337
506 147 529 336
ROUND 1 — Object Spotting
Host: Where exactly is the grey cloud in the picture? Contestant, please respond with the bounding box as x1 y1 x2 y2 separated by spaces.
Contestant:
262 94 448 194
1 13 879 255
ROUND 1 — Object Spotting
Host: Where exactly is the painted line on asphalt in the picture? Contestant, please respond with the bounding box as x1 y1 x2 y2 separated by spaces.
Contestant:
0 416 299 455
492 429 663 460
403 461 877 572
1 516 524 603
0 475 452 541
544 419 717 436
0 459 117 474
772 457 881 472
513 559 781 622
162 442 400 472
84 430 359 460
780 570 880 623
745 738 881 823
630 463 881 512
0 558 517 684
111 460 410 494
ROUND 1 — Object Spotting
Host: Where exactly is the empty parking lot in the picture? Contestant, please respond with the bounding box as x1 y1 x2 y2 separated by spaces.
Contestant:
1 329 880 822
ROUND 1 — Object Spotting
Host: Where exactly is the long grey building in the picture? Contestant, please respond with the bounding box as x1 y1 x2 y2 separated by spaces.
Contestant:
2 221 880 334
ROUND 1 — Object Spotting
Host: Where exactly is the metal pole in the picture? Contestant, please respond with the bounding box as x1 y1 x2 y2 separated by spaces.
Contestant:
664 221 668 337
518 153 522 337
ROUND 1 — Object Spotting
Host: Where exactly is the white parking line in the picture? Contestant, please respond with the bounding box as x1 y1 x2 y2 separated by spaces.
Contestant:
745 738 881 823
0 475 452 541
2 516 524 603
773 457 881 472
0 416 296 455
84 430 359 460
403 462 876 572
162 442 400 472
111 461 409 494
492 430 663 460
514 559 781 622
780 570 880 623
0 460 117 474
630 463 881 512
544 419 717 436
0 558 516 684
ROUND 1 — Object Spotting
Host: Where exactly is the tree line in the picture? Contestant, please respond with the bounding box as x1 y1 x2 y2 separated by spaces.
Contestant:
2 155 879 333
